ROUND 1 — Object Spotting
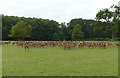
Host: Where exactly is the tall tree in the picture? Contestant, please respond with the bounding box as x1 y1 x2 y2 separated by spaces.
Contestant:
72 24 84 40
95 5 120 40
9 21 32 40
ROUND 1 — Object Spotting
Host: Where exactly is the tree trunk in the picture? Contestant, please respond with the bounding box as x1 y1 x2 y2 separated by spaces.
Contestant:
112 32 115 41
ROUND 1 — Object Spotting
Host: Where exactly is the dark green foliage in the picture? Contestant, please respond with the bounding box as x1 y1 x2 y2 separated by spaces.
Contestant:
9 21 32 40
68 18 95 40
52 33 60 41
95 5 120 40
2 5 120 41
72 24 84 40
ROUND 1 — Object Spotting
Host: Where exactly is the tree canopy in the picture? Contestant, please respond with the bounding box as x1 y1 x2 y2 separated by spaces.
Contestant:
95 5 120 40
2 4 120 41
72 24 84 40
9 21 32 40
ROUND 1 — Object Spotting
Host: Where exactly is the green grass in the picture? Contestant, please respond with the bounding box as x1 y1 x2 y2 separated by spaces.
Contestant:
2 45 118 76
0 46 2 77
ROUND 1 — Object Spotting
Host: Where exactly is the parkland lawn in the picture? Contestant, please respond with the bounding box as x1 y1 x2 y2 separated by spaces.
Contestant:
2 45 118 76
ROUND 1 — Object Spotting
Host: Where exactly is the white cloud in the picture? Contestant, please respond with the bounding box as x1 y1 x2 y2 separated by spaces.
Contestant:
0 0 119 23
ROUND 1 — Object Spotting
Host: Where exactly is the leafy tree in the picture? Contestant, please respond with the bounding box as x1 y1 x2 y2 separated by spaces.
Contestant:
52 33 60 41
95 5 120 40
72 24 84 40
68 18 95 40
59 22 68 40
2 15 19 40
58 31 65 40
2 4 119 41
9 21 32 40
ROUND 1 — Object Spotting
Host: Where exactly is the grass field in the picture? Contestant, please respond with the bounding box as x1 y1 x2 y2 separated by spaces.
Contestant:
2 44 118 76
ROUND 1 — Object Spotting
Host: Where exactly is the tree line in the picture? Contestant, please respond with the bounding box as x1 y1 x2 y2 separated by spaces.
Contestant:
2 5 120 41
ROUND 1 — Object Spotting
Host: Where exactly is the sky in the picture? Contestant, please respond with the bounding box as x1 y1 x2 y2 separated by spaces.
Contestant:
0 0 119 23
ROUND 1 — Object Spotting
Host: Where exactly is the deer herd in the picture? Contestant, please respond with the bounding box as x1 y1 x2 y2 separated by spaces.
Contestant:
0 41 120 51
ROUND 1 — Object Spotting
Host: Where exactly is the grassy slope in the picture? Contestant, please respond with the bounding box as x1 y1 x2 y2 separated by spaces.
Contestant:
2 45 118 76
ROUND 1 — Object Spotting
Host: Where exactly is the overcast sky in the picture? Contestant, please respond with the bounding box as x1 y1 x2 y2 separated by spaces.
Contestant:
0 0 119 23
